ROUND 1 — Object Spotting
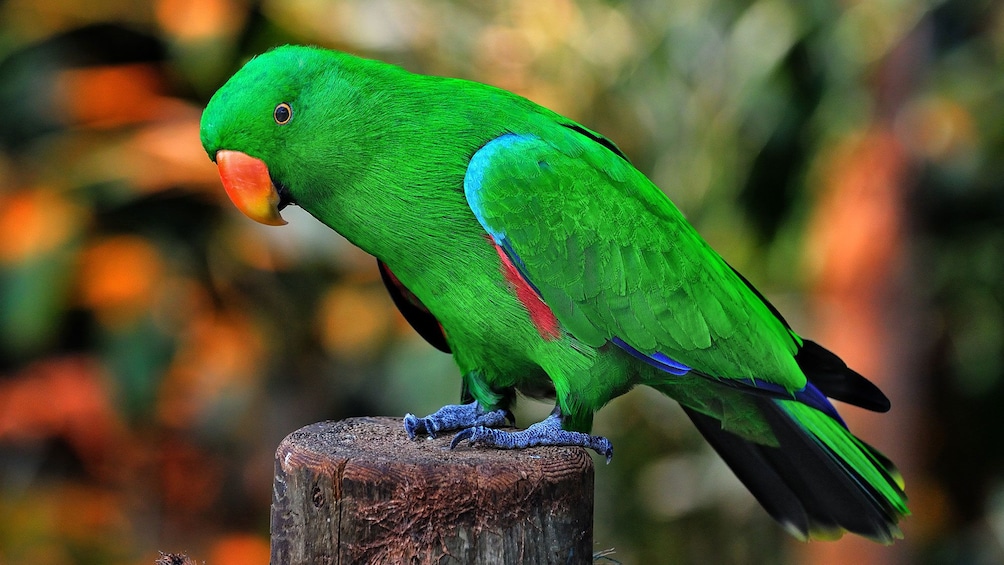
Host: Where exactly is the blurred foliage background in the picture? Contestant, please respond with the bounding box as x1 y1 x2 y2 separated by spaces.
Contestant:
0 0 1003 563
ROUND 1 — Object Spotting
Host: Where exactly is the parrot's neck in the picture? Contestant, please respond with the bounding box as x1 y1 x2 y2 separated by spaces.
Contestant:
291 73 519 285
307 177 490 279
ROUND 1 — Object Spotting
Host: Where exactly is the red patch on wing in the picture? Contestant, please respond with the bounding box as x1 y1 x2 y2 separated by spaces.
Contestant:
491 241 561 341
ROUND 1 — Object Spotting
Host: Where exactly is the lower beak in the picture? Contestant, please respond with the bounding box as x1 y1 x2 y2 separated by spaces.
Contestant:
215 150 287 226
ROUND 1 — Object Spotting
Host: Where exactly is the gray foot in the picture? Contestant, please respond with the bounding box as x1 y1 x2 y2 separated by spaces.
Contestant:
450 412 614 463
404 401 513 439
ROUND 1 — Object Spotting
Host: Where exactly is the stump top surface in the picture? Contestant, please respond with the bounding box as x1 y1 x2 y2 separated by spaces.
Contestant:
279 417 593 473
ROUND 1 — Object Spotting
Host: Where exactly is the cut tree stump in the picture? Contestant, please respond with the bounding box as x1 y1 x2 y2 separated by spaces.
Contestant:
270 417 595 565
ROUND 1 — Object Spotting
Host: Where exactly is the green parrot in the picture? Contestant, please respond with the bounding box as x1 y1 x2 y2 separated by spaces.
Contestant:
200 45 908 542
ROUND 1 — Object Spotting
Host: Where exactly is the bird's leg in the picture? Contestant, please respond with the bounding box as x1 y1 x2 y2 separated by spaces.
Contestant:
450 406 613 463
404 401 513 439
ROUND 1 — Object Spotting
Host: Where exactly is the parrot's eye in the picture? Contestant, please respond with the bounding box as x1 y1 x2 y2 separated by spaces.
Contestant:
274 103 292 125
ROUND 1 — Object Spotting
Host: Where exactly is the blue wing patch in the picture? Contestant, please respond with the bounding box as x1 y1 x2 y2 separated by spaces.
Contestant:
611 336 843 425
612 337 691 375
466 133 548 296
466 133 539 247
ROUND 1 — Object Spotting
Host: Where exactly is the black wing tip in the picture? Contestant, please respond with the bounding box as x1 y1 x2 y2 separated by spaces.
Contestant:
720 261 890 412
796 340 891 412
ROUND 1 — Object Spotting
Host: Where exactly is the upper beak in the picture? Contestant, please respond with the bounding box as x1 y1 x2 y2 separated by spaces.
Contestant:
215 150 287 226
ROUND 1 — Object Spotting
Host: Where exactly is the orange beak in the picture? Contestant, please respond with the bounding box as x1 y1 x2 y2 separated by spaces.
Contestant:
215 150 287 226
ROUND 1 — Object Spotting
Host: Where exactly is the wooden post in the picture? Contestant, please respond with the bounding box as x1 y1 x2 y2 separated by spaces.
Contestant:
270 417 595 565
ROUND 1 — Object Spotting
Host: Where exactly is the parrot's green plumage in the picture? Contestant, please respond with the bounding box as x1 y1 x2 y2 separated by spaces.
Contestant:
201 45 908 542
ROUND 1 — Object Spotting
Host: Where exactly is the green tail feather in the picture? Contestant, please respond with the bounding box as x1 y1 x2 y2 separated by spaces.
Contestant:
780 399 909 520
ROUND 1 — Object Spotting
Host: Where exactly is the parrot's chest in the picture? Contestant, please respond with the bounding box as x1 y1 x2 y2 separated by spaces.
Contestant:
398 254 555 369
430 271 549 351
430 281 554 391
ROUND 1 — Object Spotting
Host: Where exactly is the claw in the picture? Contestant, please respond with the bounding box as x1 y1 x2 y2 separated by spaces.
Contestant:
449 428 476 449
596 438 614 464
503 410 517 427
403 413 429 440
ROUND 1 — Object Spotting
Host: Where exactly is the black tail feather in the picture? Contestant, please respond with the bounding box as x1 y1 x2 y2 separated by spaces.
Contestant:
683 399 903 542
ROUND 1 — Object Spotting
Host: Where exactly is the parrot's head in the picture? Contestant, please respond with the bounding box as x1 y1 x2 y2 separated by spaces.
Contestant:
200 45 368 226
